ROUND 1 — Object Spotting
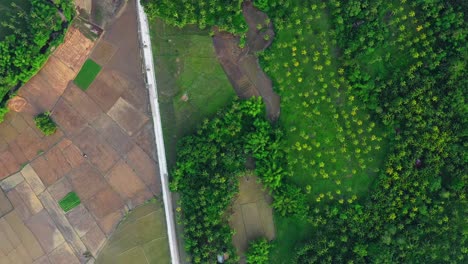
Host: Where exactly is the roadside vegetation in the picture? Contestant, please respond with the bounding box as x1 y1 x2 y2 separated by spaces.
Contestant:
142 0 247 35
149 19 235 165
0 0 75 122
144 0 466 263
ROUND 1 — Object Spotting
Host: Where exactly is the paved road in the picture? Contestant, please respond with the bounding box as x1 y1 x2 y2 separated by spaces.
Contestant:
136 1 180 263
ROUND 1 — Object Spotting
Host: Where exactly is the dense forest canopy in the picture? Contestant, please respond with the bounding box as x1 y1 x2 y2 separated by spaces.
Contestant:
0 0 74 104
171 98 295 263
143 0 467 263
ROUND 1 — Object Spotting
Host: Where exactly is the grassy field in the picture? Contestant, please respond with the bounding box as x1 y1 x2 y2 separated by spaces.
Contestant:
74 59 102 90
149 19 235 166
258 2 390 261
96 200 170 264
0 0 30 40
58 192 81 212
269 216 313 264
262 3 389 203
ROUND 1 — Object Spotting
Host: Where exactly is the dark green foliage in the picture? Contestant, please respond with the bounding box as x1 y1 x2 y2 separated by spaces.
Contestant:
141 0 248 35
253 0 270 12
149 0 467 262
58 192 81 212
74 59 102 90
0 105 8 123
0 0 74 103
172 97 287 263
284 0 467 262
246 238 271 264
34 112 57 136
273 184 308 219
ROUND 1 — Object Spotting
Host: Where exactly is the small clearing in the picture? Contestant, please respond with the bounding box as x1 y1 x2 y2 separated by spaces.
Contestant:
213 1 280 121
229 174 275 263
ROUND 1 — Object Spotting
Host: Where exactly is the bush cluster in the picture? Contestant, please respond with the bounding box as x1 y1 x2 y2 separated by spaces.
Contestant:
141 0 247 35
0 105 8 123
34 112 57 136
246 238 271 264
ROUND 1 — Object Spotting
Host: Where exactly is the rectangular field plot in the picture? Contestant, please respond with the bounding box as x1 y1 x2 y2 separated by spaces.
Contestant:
58 191 81 212
74 59 102 90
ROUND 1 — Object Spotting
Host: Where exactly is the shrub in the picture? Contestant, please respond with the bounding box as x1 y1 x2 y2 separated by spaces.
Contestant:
0 106 8 123
246 238 271 264
273 184 309 219
34 112 57 136
253 0 269 11
141 0 248 35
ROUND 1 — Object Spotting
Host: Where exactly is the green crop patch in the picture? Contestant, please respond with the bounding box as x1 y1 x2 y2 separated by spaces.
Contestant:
58 192 81 212
74 59 102 90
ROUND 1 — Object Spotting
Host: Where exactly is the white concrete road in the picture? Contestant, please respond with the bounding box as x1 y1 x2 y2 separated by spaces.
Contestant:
136 1 181 263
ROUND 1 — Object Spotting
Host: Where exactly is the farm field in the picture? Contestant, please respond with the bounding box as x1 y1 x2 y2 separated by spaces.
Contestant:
74 59 103 90
149 18 235 165
96 200 170 264
58 191 81 212
0 2 172 263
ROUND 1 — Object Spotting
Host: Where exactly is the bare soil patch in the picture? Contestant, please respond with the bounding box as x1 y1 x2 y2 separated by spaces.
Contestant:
90 40 118 65
91 0 125 29
213 1 280 121
53 27 94 74
229 175 275 263
242 1 275 52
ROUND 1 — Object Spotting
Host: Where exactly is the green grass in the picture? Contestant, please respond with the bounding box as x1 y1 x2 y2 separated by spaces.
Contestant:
266 6 389 202
74 59 102 90
269 215 314 264
96 201 170 264
149 19 235 167
58 192 81 212
258 2 390 261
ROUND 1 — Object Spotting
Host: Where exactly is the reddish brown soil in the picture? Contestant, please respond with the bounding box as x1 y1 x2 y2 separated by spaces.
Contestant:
213 1 280 121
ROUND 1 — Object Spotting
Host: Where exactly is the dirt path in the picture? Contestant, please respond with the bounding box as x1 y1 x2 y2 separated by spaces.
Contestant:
213 1 280 121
